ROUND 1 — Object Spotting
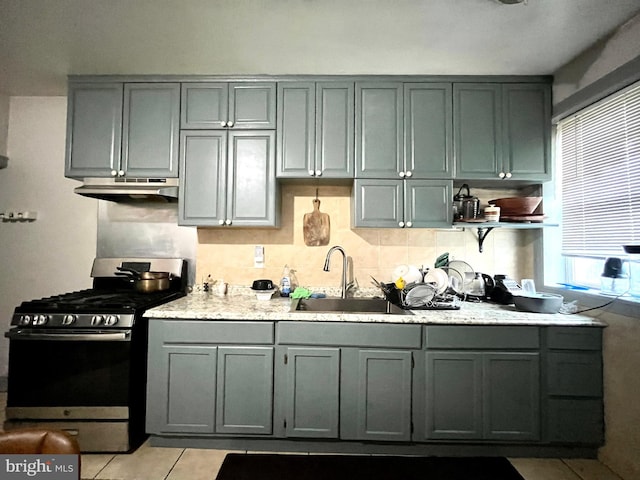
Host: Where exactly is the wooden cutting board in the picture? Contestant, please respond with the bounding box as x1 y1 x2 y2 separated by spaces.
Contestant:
303 199 330 246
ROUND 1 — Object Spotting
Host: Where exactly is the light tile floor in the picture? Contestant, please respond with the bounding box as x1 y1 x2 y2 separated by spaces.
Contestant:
78 440 627 480
0 394 626 480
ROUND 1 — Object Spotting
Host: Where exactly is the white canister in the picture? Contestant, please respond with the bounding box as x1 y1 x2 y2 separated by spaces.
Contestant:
484 205 500 222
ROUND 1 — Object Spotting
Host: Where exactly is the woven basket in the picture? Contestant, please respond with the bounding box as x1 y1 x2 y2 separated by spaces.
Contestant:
489 197 542 216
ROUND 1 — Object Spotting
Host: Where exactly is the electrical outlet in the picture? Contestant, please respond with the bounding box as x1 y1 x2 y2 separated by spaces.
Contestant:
254 245 265 268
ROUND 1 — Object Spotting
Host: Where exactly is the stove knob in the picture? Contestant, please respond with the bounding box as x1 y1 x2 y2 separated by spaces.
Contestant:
19 315 32 326
104 315 119 326
91 315 104 326
61 314 77 326
33 315 50 326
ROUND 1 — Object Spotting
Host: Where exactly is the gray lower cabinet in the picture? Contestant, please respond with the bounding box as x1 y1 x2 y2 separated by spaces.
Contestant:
179 130 278 226
181 82 276 130
545 327 603 445
66 82 180 179
277 346 341 438
146 320 603 453
341 349 413 441
352 179 452 228
146 320 275 436
277 82 354 179
420 326 540 442
453 82 550 181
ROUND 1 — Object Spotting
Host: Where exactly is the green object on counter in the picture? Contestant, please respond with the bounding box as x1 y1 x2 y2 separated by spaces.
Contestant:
290 287 312 299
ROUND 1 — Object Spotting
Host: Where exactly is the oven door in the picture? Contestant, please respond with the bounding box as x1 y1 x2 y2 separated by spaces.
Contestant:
5 328 138 421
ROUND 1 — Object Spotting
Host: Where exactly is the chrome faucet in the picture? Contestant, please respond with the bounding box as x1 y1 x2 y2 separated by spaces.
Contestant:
323 245 352 299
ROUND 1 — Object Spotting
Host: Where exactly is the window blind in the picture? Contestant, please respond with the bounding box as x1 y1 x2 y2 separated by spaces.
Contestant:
558 81 640 257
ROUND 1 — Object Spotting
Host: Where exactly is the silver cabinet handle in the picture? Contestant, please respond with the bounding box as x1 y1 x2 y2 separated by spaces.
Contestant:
406 221 413 227
505 172 512 179
218 219 225 225
308 169 315 176
315 170 322 177
398 221 405 228
110 170 117 176
498 172 506 179
221 121 227 127
405 170 413 177
227 121 234 127
225 219 232 225
399 171 406 178
118 170 125 177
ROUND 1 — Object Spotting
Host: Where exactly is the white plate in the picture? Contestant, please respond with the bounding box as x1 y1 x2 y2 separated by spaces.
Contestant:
423 268 449 295
404 284 436 307
392 264 422 284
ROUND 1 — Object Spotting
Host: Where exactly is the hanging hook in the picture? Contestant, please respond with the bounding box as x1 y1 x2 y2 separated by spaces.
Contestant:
315 188 319 201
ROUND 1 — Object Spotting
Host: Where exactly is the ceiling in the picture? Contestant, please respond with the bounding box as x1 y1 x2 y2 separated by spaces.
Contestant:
1 0 639 96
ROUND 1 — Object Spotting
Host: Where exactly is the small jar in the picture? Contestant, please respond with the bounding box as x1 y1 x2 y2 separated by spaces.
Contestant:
484 205 500 222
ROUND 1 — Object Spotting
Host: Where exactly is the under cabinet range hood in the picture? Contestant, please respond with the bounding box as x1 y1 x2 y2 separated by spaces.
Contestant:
74 177 179 202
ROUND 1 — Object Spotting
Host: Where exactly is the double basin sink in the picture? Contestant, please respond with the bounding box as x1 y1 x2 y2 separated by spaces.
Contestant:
290 297 409 315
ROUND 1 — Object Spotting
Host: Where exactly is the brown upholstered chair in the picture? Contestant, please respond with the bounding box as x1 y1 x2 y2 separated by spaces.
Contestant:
0 428 81 455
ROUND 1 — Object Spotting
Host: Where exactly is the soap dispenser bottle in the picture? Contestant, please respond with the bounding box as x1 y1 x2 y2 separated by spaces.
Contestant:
280 265 291 297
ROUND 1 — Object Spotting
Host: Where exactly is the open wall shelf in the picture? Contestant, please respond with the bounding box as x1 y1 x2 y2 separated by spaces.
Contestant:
453 221 559 252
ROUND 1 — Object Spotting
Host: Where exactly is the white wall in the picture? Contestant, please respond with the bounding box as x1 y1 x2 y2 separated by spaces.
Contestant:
553 13 640 104
0 97 97 377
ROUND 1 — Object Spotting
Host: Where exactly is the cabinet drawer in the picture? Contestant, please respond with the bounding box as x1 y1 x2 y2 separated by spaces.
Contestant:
277 322 422 348
547 327 602 350
152 320 274 344
547 351 602 397
547 398 603 444
426 326 539 349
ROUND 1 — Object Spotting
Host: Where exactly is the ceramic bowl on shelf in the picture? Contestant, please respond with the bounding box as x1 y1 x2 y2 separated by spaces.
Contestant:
489 197 542 216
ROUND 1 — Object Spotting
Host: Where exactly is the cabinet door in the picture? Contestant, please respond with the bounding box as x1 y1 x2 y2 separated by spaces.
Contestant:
355 83 403 178
405 180 452 228
146 345 217 434
483 353 539 441
352 179 403 228
404 83 453 178
502 83 551 181
181 83 229 129
179 131 227 226
282 347 340 438
227 130 278 227
229 82 276 129
425 352 483 440
216 346 274 435
453 83 502 179
353 350 413 441
122 83 180 177
277 82 315 178
316 82 354 178
65 83 123 178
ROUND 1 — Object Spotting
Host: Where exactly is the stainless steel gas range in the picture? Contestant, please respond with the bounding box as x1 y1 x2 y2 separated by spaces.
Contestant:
4 257 188 452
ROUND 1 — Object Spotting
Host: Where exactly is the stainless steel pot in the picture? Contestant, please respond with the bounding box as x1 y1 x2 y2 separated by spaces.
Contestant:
115 268 172 293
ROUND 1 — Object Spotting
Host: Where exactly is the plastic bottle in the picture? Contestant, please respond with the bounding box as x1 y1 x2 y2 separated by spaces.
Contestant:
280 265 291 297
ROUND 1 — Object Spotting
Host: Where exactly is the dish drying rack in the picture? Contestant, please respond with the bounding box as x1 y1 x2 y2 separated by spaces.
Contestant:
376 281 462 311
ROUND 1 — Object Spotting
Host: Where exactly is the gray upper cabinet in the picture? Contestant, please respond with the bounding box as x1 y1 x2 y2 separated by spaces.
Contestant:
179 130 278 227
65 82 123 178
356 82 453 180
181 82 276 130
277 81 354 179
404 83 453 178
355 82 403 179
66 81 180 179
122 83 180 178
454 82 550 181
352 179 452 228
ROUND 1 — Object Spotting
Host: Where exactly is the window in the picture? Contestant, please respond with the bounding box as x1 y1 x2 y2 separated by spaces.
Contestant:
556 81 640 290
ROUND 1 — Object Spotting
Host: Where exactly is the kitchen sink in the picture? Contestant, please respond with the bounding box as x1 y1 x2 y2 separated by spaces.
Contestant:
290 297 409 315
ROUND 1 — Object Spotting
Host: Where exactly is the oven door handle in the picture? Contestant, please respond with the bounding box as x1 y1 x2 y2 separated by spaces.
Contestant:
5 329 131 341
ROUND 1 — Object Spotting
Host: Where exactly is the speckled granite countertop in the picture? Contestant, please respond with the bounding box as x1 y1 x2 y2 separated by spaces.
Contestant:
145 289 606 327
